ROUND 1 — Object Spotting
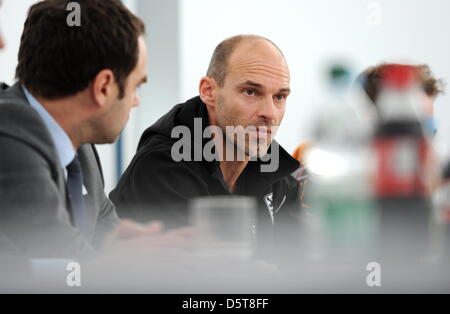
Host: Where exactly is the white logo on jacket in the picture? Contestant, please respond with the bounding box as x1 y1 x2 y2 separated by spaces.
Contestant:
264 193 286 225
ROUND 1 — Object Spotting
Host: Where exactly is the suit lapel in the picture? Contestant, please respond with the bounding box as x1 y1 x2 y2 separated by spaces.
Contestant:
2 83 73 227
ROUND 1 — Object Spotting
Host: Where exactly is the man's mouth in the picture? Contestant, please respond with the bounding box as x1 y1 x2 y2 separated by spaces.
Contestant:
255 126 272 138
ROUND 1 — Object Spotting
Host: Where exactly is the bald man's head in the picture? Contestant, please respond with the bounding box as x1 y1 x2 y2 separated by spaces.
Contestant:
200 34 290 159
206 34 287 87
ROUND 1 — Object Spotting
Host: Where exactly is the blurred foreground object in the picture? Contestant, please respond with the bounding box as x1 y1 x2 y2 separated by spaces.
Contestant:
300 63 377 262
189 196 257 260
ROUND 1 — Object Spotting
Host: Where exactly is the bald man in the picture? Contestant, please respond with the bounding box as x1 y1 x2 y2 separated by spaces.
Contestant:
110 35 304 246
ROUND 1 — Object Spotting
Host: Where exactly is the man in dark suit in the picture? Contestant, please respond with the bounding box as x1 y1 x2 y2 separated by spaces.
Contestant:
0 0 155 259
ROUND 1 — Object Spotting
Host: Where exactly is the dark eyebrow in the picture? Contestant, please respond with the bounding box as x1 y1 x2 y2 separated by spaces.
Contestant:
241 80 263 89
278 87 291 94
240 80 290 94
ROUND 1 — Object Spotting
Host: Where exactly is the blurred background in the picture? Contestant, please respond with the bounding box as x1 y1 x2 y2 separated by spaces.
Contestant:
1 0 449 193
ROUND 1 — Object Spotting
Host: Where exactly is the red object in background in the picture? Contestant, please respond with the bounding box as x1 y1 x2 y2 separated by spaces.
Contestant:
374 136 429 198
373 64 430 199
380 64 420 90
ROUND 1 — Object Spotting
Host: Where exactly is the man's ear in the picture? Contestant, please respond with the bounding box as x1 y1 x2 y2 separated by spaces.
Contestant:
92 69 116 107
199 76 218 109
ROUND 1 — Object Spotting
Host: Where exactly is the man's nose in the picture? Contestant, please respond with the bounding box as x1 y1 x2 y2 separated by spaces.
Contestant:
257 96 276 123
133 94 140 108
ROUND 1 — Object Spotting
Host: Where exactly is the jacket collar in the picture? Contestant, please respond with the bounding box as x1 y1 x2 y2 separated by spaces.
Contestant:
0 82 29 104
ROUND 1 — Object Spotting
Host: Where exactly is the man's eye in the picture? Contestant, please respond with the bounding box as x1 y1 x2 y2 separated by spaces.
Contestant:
244 88 256 96
275 94 286 101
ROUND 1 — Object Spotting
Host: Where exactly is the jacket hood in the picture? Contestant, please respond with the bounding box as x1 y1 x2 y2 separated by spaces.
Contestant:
137 96 207 150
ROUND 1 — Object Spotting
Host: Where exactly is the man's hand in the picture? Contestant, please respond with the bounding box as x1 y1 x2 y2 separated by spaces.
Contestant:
104 219 194 252
87 220 195 272
113 219 165 240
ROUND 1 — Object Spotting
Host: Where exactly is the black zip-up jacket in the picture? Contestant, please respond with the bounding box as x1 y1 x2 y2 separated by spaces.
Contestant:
110 96 304 246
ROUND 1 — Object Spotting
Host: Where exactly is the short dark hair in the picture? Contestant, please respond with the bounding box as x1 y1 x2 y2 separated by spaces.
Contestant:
359 63 445 104
207 35 285 87
16 0 145 99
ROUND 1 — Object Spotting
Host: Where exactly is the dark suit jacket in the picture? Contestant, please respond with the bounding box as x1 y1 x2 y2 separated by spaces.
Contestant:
0 83 119 259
